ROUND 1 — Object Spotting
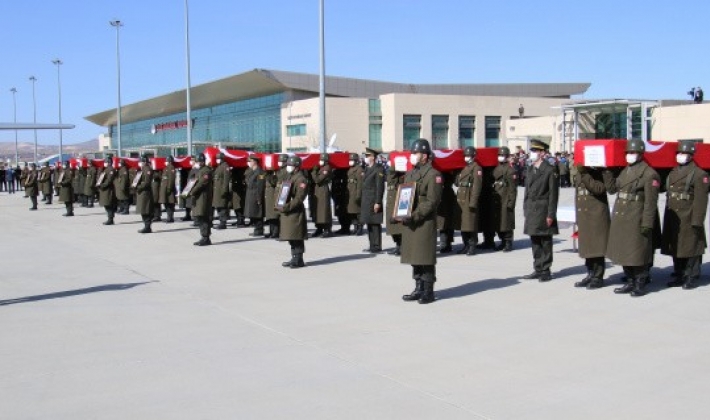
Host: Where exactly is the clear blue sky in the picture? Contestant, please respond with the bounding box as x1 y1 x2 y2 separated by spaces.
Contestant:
1 0 707 145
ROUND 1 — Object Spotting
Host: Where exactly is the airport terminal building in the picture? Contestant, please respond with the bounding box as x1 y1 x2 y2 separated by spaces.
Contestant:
85 69 590 155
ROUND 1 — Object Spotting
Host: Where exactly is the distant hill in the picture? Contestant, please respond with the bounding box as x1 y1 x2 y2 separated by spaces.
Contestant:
0 139 99 162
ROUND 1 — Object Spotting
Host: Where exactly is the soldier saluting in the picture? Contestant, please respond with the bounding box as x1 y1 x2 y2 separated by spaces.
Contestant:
662 141 709 290
606 139 661 297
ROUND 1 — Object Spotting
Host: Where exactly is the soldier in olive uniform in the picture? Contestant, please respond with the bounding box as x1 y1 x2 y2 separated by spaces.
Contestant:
84 164 97 208
453 146 483 255
151 166 163 222
39 161 53 204
126 162 138 215
180 156 197 222
662 141 709 289
189 153 213 246
20 163 29 194
279 155 309 268
53 162 63 197
491 147 517 252
230 167 247 227
263 155 281 238
135 156 155 234
385 167 406 255
310 153 334 238
522 139 559 282
394 139 443 304
272 154 290 239
573 165 615 289
59 160 74 217
359 148 385 253
245 155 266 236
114 160 130 215
76 165 87 207
98 156 118 225
607 139 661 297
436 172 456 253
345 153 364 235
211 153 231 229
25 163 39 210
159 156 178 223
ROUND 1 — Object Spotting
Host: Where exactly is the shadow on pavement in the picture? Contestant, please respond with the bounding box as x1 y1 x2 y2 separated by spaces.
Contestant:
437 277 520 300
152 226 199 233
307 253 377 267
0 281 157 306
212 237 267 246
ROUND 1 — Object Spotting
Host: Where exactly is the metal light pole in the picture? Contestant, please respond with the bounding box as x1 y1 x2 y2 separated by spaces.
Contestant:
110 19 123 157
29 76 38 163
184 0 193 156
318 0 326 153
52 59 64 161
10 87 18 165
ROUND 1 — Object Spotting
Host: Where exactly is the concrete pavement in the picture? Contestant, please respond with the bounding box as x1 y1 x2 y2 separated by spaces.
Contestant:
1 188 709 419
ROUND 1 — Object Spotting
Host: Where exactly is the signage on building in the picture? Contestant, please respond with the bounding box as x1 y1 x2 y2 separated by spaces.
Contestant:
287 113 311 120
151 119 194 134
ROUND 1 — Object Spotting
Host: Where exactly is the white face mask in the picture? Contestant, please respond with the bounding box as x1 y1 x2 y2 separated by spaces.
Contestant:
319 160 325 166
409 154 421 166
194 163 201 169
216 159 222 165
529 152 540 162
286 166 294 173
277 161 283 168
464 157 473 164
625 153 639 165
498 156 507 163
138 162 144 168
676 153 690 165
348 160 355 167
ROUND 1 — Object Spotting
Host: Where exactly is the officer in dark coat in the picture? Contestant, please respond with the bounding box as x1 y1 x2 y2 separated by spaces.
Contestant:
59 161 74 217
245 155 266 236
334 153 363 235
25 163 39 210
84 164 97 208
98 156 118 225
212 153 232 230
573 165 615 289
310 153 334 238
662 141 709 289
331 160 349 235
188 153 213 246
436 171 456 253
230 167 247 226
114 160 130 215
359 148 385 253
159 156 178 223
279 155 309 268
135 156 155 234
385 167 406 255
453 146 483 255
394 139 443 304
606 139 661 297
491 147 518 252
38 161 53 204
522 139 559 282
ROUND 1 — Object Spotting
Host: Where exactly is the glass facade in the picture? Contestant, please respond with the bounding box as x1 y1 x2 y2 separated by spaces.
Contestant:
458 116 475 148
432 115 449 149
110 93 284 153
369 99 382 150
403 115 421 150
594 110 643 139
287 124 306 136
485 116 501 147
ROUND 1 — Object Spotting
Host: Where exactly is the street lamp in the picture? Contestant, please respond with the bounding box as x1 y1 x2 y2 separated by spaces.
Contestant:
318 0 326 153
184 0 193 156
51 59 64 161
29 76 38 163
109 19 123 157
10 87 18 165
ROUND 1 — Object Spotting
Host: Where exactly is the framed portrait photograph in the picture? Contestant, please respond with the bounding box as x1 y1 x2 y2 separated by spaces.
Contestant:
275 181 292 211
95 171 106 187
131 172 142 188
393 182 416 220
181 178 197 197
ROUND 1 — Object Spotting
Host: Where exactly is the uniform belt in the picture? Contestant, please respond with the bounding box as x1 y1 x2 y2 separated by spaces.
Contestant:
460 182 471 187
669 192 691 200
618 192 644 201
348 179 358 184
387 186 396 190
577 188 591 196
492 181 505 187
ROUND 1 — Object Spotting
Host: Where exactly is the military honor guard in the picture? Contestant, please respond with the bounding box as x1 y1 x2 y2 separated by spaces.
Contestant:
25 163 39 210
151 166 163 222
385 167 406 255
263 155 282 238
114 159 130 215
98 156 118 225
661 141 709 290
189 153 213 246
395 139 443 304
212 152 232 230
272 153 290 239
53 162 63 197
38 161 53 204
135 156 155 234
359 148 385 253
490 147 517 252
453 146 483 255
336 153 363 235
606 139 661 297
572 165 615 289
59 160 74 216
310 153 334 238
279 155 309 268
245 155 266 236
159 156 178 223
180 156 197 222
84 163 97 208
522 139 559 282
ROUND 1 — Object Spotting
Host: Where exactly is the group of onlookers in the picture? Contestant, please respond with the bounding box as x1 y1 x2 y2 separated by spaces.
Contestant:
0 164 21 193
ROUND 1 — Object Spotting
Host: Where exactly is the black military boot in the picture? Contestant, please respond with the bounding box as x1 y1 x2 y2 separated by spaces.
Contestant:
290 253 305 269
250 227 264 237
166 209 175 224
354 224 363 236
320 227 332 238
614 278 635 294
272 223 280 240
522 272 541 280
438 232 452 253
466 238 477 256
457 233 470 255
682 277 698 290
388 244 401 256
402 280 422 301
264 223 273 238
138 222 152 234
193 237 211 246
630 276 647 297
418 281 436 304
538 271 552 282
310 227 324 238
282 253 295 267
574 271 592 288
586 278 604 289
181 208 192 222
502 240 513 252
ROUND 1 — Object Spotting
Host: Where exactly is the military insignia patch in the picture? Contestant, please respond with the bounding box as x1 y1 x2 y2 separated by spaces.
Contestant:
435 176 442 184
704 177 709 184
652 179 660 187
203 174 209 180
299 183 306 189
477 170 482 176
323 170 328 174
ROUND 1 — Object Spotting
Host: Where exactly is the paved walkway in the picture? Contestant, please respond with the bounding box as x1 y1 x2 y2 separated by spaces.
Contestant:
1 188 709 419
